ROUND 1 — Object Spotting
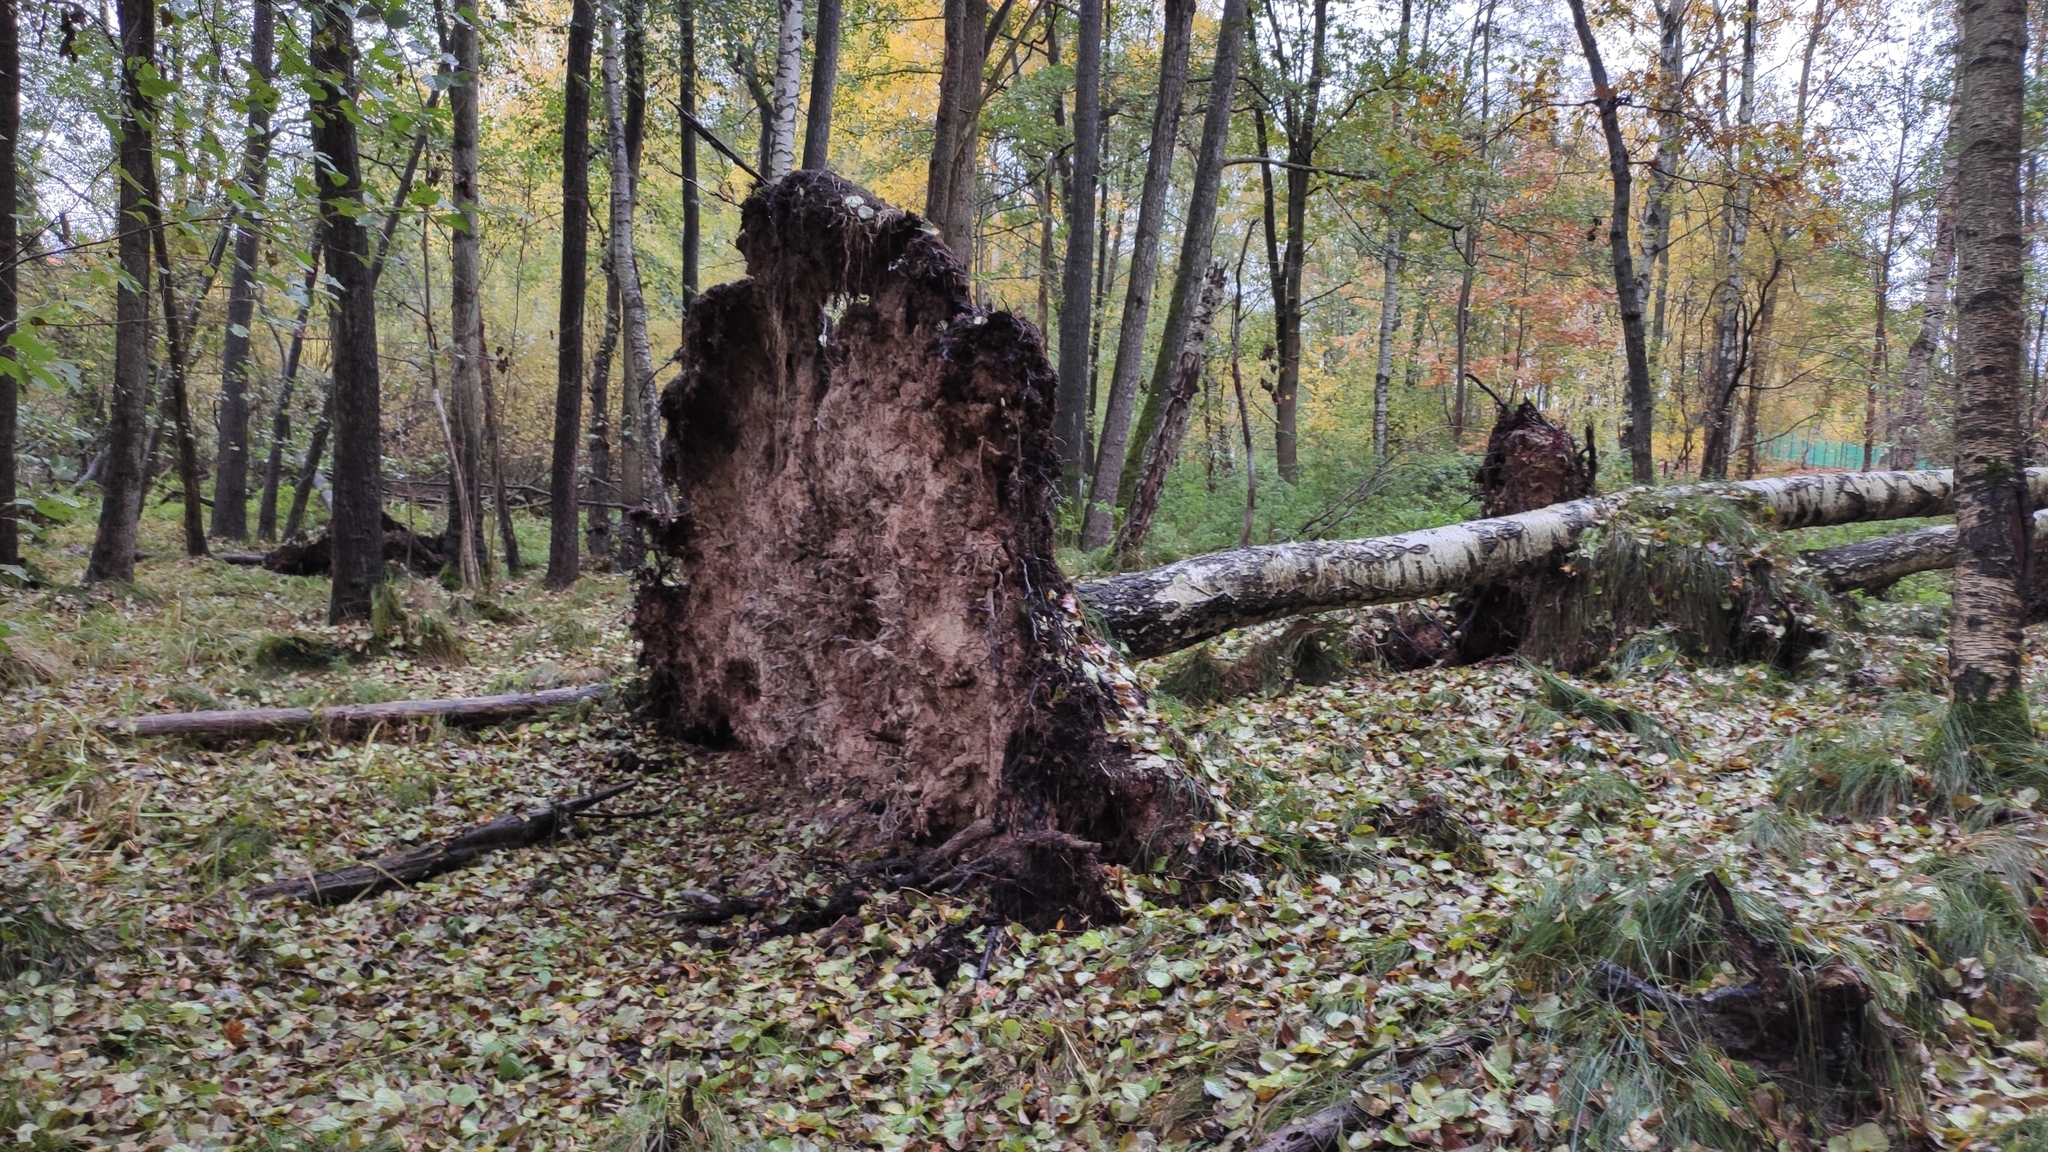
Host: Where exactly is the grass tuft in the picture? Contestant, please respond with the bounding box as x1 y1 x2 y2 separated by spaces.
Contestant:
1534 668 1684 757
1558 769 1646 823
0 882 94 982
250 633 353 674
1773 730 1921 819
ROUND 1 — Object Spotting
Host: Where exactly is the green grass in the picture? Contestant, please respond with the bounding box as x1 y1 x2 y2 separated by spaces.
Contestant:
1534 668 1684 757
0 882 94 982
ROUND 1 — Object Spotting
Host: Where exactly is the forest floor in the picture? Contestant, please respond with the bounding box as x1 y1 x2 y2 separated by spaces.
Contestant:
3 512 2047 1151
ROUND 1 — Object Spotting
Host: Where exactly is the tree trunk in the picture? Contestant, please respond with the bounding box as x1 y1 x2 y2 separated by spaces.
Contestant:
606 0 667 572
86 0 158 586
309 0 383 622
446 1 489 580
1892 97 1959 470
679 0 699 300
1078 0 1195 549
766 0 803 179
1114 263 1225 559
1370 224 1402 461
1118 0 1249 509
1054 0 1102 504
926 0 989 257
431 387 480 588
284 394 329 542
210 0 275 542
1567 0 1652 490
1629 0 1684 482
478 314 520 572
1368 0 1413 463
546 0 596 591
1948 0 2033 743
140 153 207 559
0 0 18 569
587 271 619 564
1699 0 1759 480
257 251 319 542
639 172 1211 922
1272 0 1330 484
803 0 841 170
1079 469 2022 658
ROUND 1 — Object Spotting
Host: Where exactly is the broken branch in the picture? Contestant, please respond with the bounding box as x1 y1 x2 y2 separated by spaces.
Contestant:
249 782 636 904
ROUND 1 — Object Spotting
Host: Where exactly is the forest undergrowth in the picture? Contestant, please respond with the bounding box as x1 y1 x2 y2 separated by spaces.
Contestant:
2 514 2047 1152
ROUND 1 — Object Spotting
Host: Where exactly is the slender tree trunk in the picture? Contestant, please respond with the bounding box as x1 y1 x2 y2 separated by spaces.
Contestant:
1115 263 1226 558
803 0 841 170
679 0 699 300
1894 98 1960 470
1739 277 1778 478
1232 286 1257 549
546 0 595 591
1700 0 1760 480
1370 225 1402 460
606 0 667 571
1949 0 2033 742
1867 220 1899 471
478 315 520 572
766 0 803 179
1054 0 1102 503
1567 0 1653 490
141 156 206 558
1368 0 1413 463
1630 0 1685 482
257 252 320 541
432 387 480 588
86 0 158 585
210 0 275 541
1078 0 1194 549
445 0 489 580
310 0 382 620
1087 171 1121 469
926 0 989 256
283 396 328 542
1272 0 1330 484
0 0 18 569
1035 172 1053 338
1118 0 1249 507
587 270 618 564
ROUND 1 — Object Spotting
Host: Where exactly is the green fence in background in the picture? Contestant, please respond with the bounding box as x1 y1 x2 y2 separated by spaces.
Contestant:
1757 435 1930 470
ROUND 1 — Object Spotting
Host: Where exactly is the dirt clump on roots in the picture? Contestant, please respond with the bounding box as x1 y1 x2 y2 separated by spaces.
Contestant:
633 171 1212 924
1450 401 1596 664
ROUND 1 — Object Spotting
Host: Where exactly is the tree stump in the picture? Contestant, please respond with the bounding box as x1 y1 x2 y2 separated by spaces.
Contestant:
633 172 1211 922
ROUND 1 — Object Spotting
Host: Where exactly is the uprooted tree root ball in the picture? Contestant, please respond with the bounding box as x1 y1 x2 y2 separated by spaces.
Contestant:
632 172 1215 925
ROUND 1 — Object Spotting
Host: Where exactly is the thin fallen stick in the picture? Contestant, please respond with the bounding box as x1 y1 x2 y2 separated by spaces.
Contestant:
96 684 607 743
250 782 637 904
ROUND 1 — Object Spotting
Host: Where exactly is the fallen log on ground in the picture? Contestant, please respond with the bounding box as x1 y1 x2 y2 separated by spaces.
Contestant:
1801 507 2048 595
634 171 1210 925
260 512 453 578
99 684 606 742
1081 468 2048 659
249 782 636 904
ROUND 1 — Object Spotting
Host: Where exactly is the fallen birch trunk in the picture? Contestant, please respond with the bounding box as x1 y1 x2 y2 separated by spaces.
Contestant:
99 684 606 742
1801 508 2048 594
1080 469 2047 659
249 781 636 904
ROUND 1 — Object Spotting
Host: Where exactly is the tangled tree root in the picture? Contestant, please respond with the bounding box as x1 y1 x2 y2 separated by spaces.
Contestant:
633 171 1214 924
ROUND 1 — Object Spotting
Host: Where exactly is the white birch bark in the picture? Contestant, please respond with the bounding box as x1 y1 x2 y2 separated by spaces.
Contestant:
766 0 804 180
603 5 668 529
1079 469 2048 658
